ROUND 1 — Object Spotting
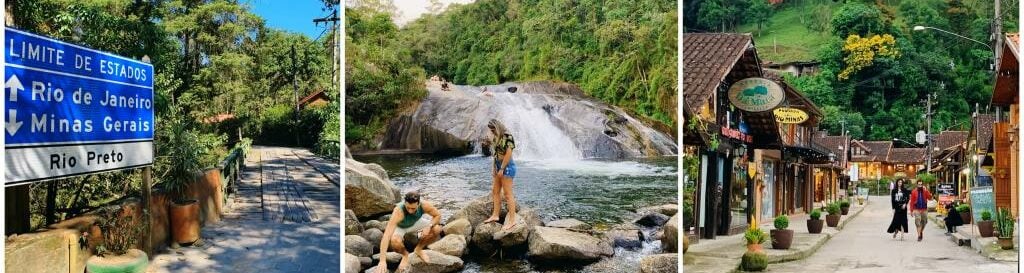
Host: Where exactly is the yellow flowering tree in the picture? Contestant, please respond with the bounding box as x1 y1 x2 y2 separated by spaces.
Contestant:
838 34 900 80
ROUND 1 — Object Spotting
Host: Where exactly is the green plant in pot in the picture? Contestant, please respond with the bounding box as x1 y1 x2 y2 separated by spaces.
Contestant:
159 108 223 246
741 227 769 271
839 199 851 215
771 214 793 249
825 203 841 227
996 207 1015 250
807 209 824 234
978 209 995 237
86 207 148 273
956 203 972 225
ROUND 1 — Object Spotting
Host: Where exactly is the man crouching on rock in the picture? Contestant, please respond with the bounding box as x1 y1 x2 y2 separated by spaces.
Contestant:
377 191 443 273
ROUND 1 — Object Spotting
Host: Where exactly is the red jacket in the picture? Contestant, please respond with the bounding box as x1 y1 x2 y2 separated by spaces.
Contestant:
909 187 932 212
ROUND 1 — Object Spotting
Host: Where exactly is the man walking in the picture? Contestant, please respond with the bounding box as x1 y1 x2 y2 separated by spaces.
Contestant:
908 180 932 241
376 191 443 273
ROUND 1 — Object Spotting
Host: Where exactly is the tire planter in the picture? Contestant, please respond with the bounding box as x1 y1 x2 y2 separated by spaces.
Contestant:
998 238 1014 250
960 211 972 224
169 199 201 245
770 229 793 249
806 219 824 234
978 221 995 237
825 214 840 227
85 249 148 273
741 250 768 271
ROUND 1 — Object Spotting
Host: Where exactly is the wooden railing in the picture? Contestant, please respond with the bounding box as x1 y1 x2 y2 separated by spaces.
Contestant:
218 138 252 203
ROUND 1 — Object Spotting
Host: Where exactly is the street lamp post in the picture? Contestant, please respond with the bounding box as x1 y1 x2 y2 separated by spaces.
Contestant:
913 25 994 70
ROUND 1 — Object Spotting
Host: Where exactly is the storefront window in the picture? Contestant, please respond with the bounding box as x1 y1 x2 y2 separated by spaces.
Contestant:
762 161 775 220
731 157 748 227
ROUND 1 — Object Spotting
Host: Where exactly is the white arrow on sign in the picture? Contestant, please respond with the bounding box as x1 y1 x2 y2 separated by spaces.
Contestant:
7 110 23 136
6 74 22 102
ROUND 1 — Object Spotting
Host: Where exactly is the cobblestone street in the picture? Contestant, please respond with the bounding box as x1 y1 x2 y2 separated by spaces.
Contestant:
147 146 341 273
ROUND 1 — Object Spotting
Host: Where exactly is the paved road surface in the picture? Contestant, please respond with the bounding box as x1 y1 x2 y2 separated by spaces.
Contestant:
765 196 1017 273
148 146 340 273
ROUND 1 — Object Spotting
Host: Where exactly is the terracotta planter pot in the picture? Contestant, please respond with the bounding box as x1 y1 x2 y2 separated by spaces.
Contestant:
747 243 763 252
771 229 793 249
169 199 200 245
977 221 995 237
998 237 1014 250
960 211 972 224
85 249 148 273
807 219 824 234
840 206 850 215
826 214 840 227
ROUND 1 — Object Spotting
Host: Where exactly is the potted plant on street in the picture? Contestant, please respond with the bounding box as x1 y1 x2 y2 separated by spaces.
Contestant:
956 203 972 225
825 203 841 227
978 209 995 237
771 215 793 249
996 207 1015 250
807 209 824 234
741 227 769 271
839 199 851 215
160 110 222 246
86 207 148 273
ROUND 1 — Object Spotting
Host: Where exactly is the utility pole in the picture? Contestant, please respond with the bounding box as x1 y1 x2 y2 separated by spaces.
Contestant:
925 93 934 174
314 12 340 90
994 0 1002 70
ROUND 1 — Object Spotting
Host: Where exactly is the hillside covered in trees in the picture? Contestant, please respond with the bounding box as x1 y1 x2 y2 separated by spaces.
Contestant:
684 0 1018 142
346 0 678 146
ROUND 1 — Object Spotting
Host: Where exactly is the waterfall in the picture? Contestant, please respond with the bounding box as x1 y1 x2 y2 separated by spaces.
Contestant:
489 92 583 160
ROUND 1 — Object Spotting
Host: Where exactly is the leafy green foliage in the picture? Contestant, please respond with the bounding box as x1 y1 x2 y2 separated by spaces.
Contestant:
744 227 769 245
981 209 992 221
839 199 851 208
917 173 938 184
741 250 768 271
826 202 841 215
810 209 822 220
956 203 971 212
997 207 1014 238
774 215 789 230
94 207 145 256
155 106 226 201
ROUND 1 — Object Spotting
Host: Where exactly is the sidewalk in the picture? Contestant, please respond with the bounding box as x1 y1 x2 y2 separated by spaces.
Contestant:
927 212 1019 262
684 201 867 273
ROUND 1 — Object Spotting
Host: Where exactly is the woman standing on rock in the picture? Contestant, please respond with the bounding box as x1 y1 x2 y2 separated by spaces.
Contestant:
483 119 519 231
887 178 910 240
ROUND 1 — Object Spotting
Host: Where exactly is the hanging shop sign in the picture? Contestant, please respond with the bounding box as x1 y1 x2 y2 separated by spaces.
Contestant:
773 107 809 124
727 77 785 112
721 127 753 143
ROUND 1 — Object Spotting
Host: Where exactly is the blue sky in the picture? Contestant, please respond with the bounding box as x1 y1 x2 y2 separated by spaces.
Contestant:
247 0 337 39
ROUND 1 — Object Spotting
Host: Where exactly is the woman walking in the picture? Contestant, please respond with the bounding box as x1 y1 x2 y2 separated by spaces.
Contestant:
887 178 911 240
483 119 519 230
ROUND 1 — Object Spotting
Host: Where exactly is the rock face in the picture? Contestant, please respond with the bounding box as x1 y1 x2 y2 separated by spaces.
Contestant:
639 204 679 217
346 158 401 218
639 254 678 273
635 212 670 227
470 222 502 253
442 218 472 236
452 197 543 228
662 214 679 252
346 210 364 235
605 229 642 249
365 220 386 231
428 235 468 257
372 252 402 265
346 235 374 258
492 217 530 248
528 227 613 264
345 253 361 273
380 81 677 158
407 250 464 273
360 229 383 247
546 219 591 230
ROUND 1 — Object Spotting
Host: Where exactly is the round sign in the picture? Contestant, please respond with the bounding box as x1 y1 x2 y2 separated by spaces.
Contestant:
727 78 785 112
773 107 809 124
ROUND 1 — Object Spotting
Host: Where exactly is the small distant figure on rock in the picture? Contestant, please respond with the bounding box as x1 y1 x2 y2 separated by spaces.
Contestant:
441 80 450 91
481 87 493 97
376 191 443 273
483 119 518 231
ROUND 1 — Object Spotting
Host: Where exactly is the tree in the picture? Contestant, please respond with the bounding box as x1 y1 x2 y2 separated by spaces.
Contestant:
747 0 773 35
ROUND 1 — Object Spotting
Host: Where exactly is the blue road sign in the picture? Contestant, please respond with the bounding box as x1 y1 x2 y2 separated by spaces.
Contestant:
5 28 155 185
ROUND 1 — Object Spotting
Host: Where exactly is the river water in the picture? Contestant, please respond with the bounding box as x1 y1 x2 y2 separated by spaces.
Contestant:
354 154 677 273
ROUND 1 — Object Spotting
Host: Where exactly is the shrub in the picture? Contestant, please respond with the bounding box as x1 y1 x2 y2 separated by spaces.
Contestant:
774 215 789 230
956 204 971 213
741 250 768 271
810 209 822 220
826 203 841 215
839 199 851 208
997 208 1015 239
981 210 993 221
917 173 938 185
744 227 769 245
93 207 144 257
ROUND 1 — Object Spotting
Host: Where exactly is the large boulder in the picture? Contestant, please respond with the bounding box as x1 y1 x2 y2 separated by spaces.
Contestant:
635 212 670 227
518 208 543 228
492 217 530 248
428 235 468 257
604 229 642 249
365 220 386 231
407 250 464 273
638 204 679 217
346 210 364 235
662 214 679 252
359 257 372 269
360 228 384 248
442 218 472 236
639 254 678 273
364 266 389 273
452 197 542 228
345 253 361 273
346 158 402 218
528 227 613 264
470 222 502 253
546 219 591 230
346 235 374 258
371 252 402 265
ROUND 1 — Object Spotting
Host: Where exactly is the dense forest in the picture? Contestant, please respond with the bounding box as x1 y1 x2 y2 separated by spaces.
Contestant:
684 0 1018 142
8 0 340 229
346 0 678 146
